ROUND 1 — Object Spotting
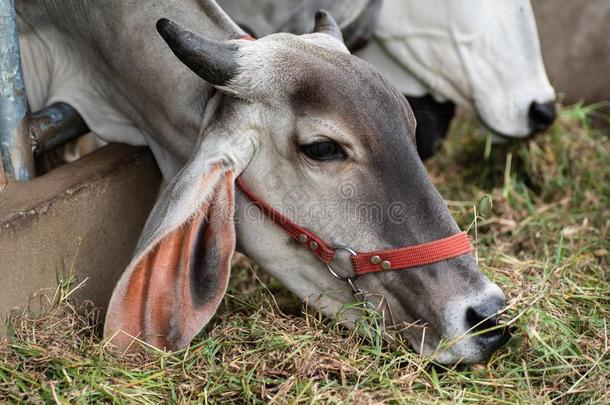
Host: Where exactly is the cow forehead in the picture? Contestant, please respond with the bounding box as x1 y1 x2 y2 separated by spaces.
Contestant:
242 36 415 146
296 61 415 151
294 71 414 145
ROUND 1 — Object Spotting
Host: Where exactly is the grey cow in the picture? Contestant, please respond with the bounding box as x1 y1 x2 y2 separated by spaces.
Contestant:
18 0 508 363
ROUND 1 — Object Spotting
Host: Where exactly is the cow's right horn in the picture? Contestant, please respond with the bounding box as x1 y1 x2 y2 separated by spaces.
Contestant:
313 10 343 43
156 18 239 86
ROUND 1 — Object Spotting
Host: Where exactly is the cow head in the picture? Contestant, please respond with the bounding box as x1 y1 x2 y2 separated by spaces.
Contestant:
359 0 557 140
104 11 508 363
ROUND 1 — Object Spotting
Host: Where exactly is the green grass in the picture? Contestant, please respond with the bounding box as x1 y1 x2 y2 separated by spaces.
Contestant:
1 103 609 404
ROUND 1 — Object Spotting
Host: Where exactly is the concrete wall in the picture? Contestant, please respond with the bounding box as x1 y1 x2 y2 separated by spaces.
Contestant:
0 144 161 329
534 0 610 105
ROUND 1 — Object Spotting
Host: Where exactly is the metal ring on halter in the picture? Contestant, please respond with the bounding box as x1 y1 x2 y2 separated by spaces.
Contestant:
326 245 358 281
327 246 366 300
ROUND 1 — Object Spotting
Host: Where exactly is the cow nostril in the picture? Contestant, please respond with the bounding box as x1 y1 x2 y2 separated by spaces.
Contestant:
466 306 498 333
529 101 557 133
465 298 510 354
465 297 505 332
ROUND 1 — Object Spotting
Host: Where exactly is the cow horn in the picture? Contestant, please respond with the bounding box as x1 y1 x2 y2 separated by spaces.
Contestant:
156 18 239 86
313 10 343 43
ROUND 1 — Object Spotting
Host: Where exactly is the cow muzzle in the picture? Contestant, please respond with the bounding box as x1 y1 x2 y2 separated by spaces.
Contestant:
435 283 510 363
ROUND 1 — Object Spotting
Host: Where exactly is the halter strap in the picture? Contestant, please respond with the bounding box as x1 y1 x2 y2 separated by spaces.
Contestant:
236 177 472 277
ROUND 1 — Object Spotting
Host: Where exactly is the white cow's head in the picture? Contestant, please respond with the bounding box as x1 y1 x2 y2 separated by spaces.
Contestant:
359 0 557 139
104 12 509 364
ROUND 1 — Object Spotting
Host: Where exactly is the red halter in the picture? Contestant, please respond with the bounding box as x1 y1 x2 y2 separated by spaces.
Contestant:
236 178 472 277
234 33 472 280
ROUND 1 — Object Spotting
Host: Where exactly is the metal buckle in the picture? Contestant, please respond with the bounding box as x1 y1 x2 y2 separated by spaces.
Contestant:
327 245 363 299
326 245 357 281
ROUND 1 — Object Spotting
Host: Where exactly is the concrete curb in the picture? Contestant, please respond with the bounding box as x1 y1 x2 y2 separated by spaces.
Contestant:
0 143 162 332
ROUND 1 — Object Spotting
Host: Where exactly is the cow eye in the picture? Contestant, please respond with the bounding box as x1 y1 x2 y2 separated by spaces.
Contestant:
299 140 346 161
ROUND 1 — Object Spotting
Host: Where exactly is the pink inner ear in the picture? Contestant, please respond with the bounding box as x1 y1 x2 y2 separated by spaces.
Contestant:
104 169 235 351
145 211 207 348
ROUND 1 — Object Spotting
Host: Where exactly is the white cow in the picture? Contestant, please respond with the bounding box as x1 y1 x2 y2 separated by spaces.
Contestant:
363 0 556 136
221 0 557 157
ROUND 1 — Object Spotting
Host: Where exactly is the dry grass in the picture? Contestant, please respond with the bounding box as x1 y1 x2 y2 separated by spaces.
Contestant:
1 103 608 404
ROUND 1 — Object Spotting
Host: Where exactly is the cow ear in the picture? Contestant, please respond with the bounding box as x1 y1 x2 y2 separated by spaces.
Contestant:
104 158 237 351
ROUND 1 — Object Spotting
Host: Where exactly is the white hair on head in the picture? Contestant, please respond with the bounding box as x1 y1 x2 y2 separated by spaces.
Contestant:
218 33 348 99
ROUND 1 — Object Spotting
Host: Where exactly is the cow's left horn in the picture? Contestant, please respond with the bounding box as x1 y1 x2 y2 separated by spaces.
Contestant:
313 10 343 43
156 18 239 86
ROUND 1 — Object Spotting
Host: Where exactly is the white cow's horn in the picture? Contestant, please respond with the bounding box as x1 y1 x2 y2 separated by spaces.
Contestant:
156 18 239 86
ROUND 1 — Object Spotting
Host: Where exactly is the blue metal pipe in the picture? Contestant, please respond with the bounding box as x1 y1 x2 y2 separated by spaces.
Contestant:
0 0 34 181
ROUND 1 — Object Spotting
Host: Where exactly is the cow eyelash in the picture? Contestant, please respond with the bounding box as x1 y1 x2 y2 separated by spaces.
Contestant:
299 140 347 161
